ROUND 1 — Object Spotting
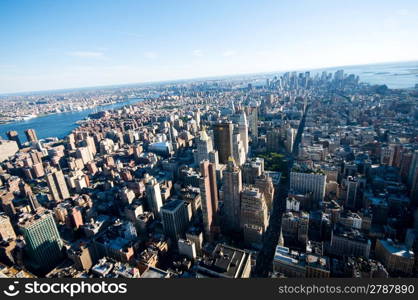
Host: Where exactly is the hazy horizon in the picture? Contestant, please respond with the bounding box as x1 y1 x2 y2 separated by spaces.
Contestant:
1 0 418 94
1 59 417 97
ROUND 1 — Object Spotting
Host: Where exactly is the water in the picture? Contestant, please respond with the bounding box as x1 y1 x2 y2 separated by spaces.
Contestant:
0 98 142 142
316 61 418 89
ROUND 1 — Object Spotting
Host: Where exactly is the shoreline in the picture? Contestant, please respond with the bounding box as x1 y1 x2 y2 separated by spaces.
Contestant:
0 99 134 126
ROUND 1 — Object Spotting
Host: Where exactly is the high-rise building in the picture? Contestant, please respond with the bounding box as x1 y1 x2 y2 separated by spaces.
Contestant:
240 187 269 246
238 111 249 155
6 131 22 148
222 158 242 232
144 174 163 216
25 129 38 143
266 129 281 153
196 129 213 164
345 176 359 209
46 169 70 202
18 209 63 270
242 157 264 185
375 239 414 276
255 173 275 212
245 103 258 137
76 147 94 164
290 171 326 206
0 213 16 241
232 131 246 166
213 121 233 164
199 160 218 240
281 211 309 246
161 199 189 242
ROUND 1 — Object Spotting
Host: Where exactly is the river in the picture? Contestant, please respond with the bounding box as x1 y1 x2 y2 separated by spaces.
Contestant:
0 98 142 142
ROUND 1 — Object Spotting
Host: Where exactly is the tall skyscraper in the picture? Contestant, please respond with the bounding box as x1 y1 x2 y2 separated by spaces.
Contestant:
238 111 249 155
25 129 38 143
345 176 359 209
18 209 63 270
232 131 246 166
199 160 219 240
46 169 70 202
161 199 189 242
196 129 213 164
144 174 163 216
0 212 16 241
245 103 258 137
222 158 242 232
213 121 233 164
6 131 22 148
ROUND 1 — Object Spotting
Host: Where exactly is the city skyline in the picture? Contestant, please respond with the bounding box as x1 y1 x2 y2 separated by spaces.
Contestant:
1 0 418 94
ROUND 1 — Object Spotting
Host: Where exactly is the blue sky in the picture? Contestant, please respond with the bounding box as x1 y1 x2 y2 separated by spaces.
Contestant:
1 0 418 93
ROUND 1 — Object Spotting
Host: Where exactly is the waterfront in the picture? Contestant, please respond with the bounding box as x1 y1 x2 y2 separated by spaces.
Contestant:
0 98 142 141
317 61 418 89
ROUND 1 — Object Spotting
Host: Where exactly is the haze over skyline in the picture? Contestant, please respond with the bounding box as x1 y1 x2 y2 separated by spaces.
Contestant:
1 0 418 94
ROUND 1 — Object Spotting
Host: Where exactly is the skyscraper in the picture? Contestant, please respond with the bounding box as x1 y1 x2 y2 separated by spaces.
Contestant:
238 111 249 155
245 103 258 137
199 160 219 240
240 187 269 246
25 129 38 143
345 176 359 209
18 209 63 270
161 199 189 242
46 169 70 202
255 173 275 212
213 121 233 164
144 174 163 216
232 131 246 166
196 129 213 164
222 158 242 232
6 131 22 148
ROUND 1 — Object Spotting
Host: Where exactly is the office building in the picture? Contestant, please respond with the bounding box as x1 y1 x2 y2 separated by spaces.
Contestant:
18 209 63 270
199 160 218 240
290 171 326 206
222 158 242 232
25 129 38 143
196 129 213 164
375 239 414 275
213 121 233 164
240 187 268 246
144 174 163 216
161 199 189 242
238 111 249 155
46 169 70 202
